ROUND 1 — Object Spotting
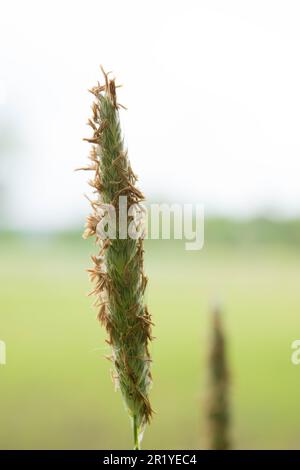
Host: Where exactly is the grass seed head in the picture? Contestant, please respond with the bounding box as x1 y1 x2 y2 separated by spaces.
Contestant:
206 304 231 450
81 66 153 447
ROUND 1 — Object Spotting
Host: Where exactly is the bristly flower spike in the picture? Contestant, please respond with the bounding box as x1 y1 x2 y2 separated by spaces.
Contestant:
206 302 231 450
81 66 153 450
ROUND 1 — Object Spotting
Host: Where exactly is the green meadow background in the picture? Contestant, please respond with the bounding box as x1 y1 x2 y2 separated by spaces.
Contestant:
0 219 300 449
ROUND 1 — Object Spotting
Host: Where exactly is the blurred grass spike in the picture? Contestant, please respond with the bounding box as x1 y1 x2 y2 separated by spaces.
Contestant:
207 302 231 450
81 66 153 449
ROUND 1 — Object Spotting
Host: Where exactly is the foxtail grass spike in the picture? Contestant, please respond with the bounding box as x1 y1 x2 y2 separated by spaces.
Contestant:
207 304 231 450
81 66 153 448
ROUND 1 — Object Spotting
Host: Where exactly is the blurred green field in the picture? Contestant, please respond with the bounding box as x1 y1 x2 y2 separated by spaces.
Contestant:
0 231 300 449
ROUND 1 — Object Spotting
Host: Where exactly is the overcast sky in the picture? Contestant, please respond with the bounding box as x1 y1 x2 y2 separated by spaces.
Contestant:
1 0 300 229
